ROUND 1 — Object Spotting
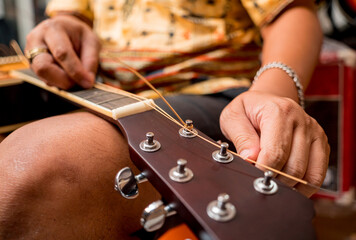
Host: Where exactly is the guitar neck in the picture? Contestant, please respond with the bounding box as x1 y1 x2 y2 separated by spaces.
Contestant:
10 69 155 121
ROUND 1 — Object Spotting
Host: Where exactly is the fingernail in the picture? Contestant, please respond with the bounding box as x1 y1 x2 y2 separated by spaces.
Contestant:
239 149 250 159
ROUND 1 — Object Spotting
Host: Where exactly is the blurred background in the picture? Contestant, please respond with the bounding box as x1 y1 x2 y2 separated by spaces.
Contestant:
0 0 48 48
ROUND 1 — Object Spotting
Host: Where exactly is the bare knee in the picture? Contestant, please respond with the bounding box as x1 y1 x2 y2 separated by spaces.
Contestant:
0 112 160 239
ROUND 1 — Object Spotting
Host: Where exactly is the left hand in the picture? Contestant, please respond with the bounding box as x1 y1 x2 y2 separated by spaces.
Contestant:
220 90 330 197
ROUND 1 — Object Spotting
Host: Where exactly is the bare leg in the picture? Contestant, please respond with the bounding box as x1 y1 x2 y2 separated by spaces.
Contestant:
0 112 160 239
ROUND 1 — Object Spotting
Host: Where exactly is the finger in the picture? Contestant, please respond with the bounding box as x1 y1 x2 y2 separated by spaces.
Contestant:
25 33 74 89
25 29 48 54
255 103 294 172
295 131 330 198
276 122 310 187
80 29 100 81
220 99 260 160
31 53 75 89
44 26 93 88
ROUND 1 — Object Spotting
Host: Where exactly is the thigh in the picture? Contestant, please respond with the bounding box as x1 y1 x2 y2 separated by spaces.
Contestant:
0 111 160 239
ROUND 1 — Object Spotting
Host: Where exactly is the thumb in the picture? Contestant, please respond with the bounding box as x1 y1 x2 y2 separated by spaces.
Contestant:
220 101 260 161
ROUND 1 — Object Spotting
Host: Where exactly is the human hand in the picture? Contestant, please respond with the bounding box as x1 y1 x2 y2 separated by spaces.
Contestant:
25 15 100 89
220 90 330 197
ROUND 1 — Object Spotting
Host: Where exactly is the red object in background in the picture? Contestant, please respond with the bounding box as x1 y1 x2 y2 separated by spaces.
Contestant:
306 38 356 200
346 0 356 13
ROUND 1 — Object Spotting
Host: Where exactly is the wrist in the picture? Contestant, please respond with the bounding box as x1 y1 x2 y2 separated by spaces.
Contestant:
251 62 304 108
50 11 93 27
250 69 298 100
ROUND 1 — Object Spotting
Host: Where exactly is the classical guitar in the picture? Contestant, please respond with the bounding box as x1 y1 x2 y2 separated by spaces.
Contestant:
9 69 315 240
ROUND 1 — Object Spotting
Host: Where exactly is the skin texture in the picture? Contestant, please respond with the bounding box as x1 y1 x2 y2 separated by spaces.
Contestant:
0 0 330 238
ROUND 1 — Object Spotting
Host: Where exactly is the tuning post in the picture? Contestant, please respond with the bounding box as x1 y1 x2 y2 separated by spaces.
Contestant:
114 167 147 199
179 119 198 138
140 132 161 152
169 159 194 183
253 171 278 195
207 193 236 222
212 142 234 163
141 200 177 232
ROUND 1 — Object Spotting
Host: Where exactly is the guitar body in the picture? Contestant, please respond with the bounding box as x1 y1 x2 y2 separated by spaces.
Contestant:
0 78 77 133
8 69 315 240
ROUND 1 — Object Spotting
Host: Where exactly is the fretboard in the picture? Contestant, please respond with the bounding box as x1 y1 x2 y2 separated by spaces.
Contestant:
10 69 154 119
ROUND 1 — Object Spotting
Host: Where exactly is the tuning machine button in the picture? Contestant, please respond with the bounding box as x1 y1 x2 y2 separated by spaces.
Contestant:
253 171 278 195
141 200 177 232
169 159 194 183
114 167 147 199
212 142 234 163
140 132 161 152
179 119 198 138
207 193 236 222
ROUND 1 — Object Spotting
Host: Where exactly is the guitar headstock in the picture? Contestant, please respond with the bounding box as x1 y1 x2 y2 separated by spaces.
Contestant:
117 109 315 240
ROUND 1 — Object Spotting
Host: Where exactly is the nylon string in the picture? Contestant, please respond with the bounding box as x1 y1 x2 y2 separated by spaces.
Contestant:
14 42 317 190
103 56 318 189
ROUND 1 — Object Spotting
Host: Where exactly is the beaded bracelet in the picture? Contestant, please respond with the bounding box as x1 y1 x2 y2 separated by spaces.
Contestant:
253 62 305 109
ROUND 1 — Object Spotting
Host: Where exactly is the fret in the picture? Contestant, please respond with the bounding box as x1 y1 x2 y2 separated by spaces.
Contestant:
100 97 138 110
92 95 126 105
72 88 103 99
73 88 126 104
71 88 138 110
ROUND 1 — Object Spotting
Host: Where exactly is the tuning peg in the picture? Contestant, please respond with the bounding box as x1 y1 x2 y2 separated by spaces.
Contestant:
169 159 194 183
212 142 234 163
207 193 236 222
179 119 198 138
114 167 147 199
253 171 278 195
140 132 161 152
141 200 177 232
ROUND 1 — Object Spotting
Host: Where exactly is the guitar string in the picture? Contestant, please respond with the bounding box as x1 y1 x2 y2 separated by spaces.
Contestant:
152 103 314 186
155 100 323 189
146 97 320 190
102 52 186 127
99 55 319 189
14 43 317 189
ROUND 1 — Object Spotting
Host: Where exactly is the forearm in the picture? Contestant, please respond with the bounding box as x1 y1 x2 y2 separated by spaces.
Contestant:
49 11 93 27
46 0 93 27
250 0 323 104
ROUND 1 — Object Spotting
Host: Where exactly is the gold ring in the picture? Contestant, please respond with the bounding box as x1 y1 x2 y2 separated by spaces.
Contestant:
25 47 49 63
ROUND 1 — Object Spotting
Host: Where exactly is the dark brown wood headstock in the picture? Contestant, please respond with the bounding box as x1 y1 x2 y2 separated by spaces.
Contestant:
117 109 315 240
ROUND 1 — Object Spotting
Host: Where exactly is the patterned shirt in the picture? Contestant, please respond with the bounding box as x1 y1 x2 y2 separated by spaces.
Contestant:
46 0 292 98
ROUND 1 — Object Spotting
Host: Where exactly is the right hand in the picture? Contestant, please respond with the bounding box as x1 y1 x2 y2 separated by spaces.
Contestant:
220 91 330 197
25 15 101 89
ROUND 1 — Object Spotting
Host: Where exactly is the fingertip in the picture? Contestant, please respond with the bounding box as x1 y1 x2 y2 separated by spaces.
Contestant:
88 71 96 82
80 79 93 89
80 72 96 88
